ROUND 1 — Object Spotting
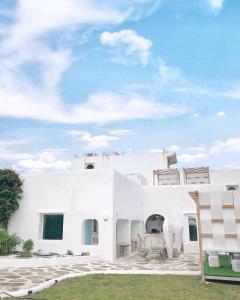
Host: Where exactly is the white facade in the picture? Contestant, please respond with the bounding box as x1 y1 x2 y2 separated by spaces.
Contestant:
71 150 176 185
8 151 240 261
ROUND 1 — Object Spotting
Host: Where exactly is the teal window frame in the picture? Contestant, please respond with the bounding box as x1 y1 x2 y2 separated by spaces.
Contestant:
42 214 64 240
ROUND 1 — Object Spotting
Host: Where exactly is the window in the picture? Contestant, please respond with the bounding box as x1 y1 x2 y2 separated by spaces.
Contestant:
85 163 94 169
43 214 64 240
83 219 98 245
188 217 198 242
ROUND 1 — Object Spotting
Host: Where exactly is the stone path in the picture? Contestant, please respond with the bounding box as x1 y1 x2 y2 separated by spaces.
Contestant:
0 254 200 297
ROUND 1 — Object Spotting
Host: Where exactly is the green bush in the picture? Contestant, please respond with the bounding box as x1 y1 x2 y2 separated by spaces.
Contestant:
0 168 23 229
22 239 34 253
0 228 21 255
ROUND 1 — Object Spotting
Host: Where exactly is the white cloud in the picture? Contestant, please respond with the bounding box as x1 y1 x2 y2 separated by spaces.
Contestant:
158 60 184 87
17 151 71 172
5 0 129 50
193 113 200 117
168 145 180 152
0 139 32 161
108 129 134 136
223 163 240 170
219 88 240 100
208 0 224 14
100 29 152 65
178 153 208 163
0 1 177 125
187 146 206 152
69 91 190 123
0 148 31 161
0 139 29 147
66 130 119 149
0 30 189 125
210 138 240 154
0 140 70 172
1 89 189 124
216 111 225 117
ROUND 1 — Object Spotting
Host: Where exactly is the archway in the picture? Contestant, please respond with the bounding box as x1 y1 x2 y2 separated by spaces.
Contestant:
145 214 164 234
86 164 94 169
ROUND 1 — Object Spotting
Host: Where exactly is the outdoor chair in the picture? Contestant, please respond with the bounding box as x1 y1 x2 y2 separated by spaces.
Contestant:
232 258 240 272
208 253 220 267
136 247 148 262
147 247 161 263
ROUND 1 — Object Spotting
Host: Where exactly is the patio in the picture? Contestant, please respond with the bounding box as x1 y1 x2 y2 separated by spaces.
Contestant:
0 254 200 297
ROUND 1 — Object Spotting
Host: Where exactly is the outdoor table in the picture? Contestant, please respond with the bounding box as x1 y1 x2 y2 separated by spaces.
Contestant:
117 244 131 257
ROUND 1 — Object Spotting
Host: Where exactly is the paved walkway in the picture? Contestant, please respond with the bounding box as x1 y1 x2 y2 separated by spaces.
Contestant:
0 254 200 297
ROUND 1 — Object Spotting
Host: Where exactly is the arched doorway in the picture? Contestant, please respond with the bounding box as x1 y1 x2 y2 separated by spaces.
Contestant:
86 163 94 169
146 214 164 234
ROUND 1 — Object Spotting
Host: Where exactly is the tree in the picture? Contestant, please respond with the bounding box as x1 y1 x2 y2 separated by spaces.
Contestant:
0 168 23 229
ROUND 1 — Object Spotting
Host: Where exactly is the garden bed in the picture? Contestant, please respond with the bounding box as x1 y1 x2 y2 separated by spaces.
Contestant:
204 255 240 278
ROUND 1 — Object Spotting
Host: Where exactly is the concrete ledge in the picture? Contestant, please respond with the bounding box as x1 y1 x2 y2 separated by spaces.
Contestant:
0 255 100 269
0 270 201 298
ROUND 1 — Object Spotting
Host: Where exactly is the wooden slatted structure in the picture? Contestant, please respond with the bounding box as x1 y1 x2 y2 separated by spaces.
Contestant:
184 167 210 184
189 190 240 283
153 168 180 186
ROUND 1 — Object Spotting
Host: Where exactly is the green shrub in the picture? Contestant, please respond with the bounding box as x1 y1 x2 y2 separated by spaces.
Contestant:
0 228 21 255
0 168 23 229
22 239 34 253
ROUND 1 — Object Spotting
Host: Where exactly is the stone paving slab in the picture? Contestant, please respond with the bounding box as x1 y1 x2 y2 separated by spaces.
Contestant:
0 254 200 296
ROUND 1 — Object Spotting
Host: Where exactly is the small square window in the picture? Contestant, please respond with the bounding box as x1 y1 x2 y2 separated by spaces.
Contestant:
43 214 64 240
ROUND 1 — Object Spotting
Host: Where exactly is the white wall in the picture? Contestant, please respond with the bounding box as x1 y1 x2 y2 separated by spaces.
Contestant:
8 169 115 261
143 183 228 253
8 156 240 260
210 169 240 186
71 151 171 185
113 171 144 221
112 171 144 259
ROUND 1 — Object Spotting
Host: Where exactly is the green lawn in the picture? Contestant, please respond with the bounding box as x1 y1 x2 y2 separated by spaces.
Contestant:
204 255 240 278
29 275 240 300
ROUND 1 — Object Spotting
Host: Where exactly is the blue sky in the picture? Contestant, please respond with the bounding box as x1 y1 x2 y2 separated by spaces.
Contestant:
0 0 240 172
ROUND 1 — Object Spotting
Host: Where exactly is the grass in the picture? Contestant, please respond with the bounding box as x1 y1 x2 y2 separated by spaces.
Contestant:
28 275 240 300
204 255 240 278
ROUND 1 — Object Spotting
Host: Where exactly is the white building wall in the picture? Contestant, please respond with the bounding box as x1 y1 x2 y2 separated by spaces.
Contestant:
143 183 228 253
113 171 144 220
8 152 240 260
113 171 144 259
8 169 116 261
71 151 171 185
210 169 240 186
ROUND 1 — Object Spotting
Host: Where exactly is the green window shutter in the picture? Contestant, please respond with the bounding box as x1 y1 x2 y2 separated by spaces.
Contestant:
43 214 64 240
188 217 198 242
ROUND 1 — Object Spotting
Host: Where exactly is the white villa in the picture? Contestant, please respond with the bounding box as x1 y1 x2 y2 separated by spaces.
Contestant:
8 150 240 262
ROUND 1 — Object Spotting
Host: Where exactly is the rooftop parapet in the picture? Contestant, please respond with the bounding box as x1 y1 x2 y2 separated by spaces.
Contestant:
153 166 210 186
183 167 210 185
153 168 180 186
